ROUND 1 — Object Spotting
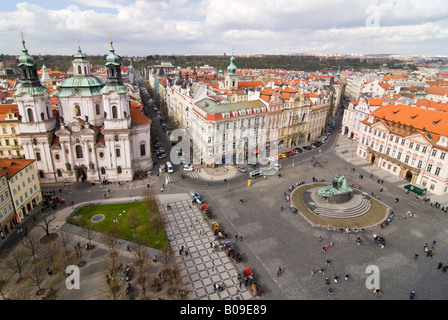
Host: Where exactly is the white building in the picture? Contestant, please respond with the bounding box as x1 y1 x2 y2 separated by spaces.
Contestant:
356 103 448 195
15 41 152 183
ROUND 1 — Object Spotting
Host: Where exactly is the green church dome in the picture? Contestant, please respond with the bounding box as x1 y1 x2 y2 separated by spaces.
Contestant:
57 75 106 97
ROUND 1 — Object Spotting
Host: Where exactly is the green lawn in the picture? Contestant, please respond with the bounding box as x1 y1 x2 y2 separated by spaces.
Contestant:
291 184 389 229
68 202 169 250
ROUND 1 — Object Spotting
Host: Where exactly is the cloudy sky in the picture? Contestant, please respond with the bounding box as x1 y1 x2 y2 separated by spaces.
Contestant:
1 0 447 57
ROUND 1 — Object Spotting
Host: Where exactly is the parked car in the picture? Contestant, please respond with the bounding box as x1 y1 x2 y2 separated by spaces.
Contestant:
237 166 247 173
182 164 193 171
166 161 174 173
248 163 259 169
294 147 303 153
303 145 312 150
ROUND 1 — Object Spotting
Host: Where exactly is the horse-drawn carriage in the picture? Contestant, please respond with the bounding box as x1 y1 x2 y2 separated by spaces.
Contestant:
201 204 212 219
211 221 227 239
242 268 263 297
223 241 242 263
190 191 202 205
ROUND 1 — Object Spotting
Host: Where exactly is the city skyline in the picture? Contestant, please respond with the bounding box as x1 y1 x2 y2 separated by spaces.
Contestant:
1 0 447 57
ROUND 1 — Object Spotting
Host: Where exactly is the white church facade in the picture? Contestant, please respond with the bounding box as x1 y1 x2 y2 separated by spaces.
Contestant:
14 40 152 184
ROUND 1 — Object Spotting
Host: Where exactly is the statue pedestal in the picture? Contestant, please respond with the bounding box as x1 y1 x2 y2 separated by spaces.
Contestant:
316 175 353 204
316 190 354 204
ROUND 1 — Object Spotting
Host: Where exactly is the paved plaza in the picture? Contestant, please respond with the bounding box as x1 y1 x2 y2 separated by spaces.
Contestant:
158 193 253 300
2 116 448 300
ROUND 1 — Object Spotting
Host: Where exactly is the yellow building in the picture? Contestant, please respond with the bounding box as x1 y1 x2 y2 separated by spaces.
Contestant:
0 169 15 240
279 91 311 149
0 104 24 159
0 159 42 230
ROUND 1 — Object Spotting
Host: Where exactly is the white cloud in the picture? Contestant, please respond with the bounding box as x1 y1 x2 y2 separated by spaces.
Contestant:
0 0 447 56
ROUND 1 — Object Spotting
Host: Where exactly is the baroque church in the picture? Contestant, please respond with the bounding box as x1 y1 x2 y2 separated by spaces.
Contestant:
14 40 152 183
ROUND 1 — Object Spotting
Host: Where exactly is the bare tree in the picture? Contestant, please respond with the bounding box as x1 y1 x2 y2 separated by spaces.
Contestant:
142 188 159 213
4 246 31 281
37 210 57 237
58 230 73 254
82 222 97 249
5 280 33 300
0 277 7 300
102 224 121 258
40 241 62 273
149 210 165 244
126 208 142 236
21 233 42 262
102 247 124 300
27 260 46 295
130 244 153 300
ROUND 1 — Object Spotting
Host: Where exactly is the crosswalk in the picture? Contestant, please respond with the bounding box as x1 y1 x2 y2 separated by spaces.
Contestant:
164 171 198 183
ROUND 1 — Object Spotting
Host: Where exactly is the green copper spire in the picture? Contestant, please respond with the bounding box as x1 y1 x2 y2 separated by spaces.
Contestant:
15 37 48 96
226 52 237 76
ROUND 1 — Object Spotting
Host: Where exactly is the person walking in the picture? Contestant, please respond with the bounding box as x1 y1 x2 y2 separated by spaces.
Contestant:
409 291 415 300
277 267 282 277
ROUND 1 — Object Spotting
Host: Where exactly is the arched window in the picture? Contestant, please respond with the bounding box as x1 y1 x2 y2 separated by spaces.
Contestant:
75 145 83 159
112 106 118 119
95 104 100 115
38 170 45 179
57 169 62 177
74 105 81 117
117 166 122 174
100 167 106 175
78 65 82 74
27 108 34 122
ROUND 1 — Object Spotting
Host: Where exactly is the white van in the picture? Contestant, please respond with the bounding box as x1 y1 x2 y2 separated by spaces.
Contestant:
166 161 174 173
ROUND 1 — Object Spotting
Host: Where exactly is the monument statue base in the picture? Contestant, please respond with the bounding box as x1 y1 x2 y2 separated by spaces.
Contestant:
316 190 354 204
316 175 353 204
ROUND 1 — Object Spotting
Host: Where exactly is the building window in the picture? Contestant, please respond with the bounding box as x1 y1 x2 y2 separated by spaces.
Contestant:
74 105 81 117
417 160 423 169
404 155 409 163
435 167 441 176
117 166 122 174
112 106 118 119
101 167 106 175
57 169 62 177
140 144 146 156
75 145 83 159
422 146 427 153
115 149 121 158
95 104 101 115
27 108 34 122
432 149 437 157
36 152 41 161
427 164 433 173
441 152 446 160
38 170 45 179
